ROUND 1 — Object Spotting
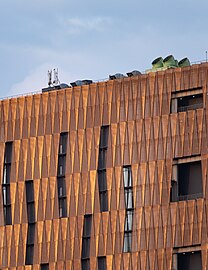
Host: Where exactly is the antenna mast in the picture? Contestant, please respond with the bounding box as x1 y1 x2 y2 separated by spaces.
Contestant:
47 68 60 87
53 68 60 86
48 70 52 86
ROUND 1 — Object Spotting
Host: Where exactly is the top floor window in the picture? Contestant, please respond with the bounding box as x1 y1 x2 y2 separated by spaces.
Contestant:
177 94 203 112
3 142 13 185
171 87 203 113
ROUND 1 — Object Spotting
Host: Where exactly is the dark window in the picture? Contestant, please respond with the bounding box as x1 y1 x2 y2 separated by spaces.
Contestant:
82 258 90 270
98 170 107 191
3 142 12 184
2 142 13 225
25 244 34 265
99 191 108 212
178 161 202 199
83 215 92 237
4 142 12 164
26 181 34 202
3 204 12 225
178 251 202 270
98 256 106 270
57 156 66 176
177 94 203 112
98 170 108 212
59 197 67 218
25 223 35 265
82 238 91 258
99 126 109 149
57 177 66 197
97 126 109 212
171 160 203 202
41 263 49 270
27 203 35 223
98 149 107 170
171 179 178 202
26 181 35 223
27 223 35 245
59 132 68 154
82 215 92 259
57 133 68 218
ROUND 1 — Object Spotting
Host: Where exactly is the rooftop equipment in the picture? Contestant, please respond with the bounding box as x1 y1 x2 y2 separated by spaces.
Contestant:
126 70 141 77
146 54 187 73
152 57 163 70
42 83 70 93
70 80 93 87
163 55 178 68
178 57 191 67
109 73 126 80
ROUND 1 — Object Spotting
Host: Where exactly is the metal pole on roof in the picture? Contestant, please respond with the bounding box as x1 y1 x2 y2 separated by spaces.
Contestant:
206 51 207 62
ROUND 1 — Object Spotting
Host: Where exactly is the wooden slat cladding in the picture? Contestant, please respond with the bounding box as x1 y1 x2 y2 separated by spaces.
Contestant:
0 63 208 269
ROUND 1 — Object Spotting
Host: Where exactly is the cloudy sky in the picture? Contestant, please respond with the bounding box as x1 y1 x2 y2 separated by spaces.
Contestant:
0 0 208 98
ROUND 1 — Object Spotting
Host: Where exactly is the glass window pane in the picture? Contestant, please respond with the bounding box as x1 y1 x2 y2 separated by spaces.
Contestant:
98 256 106 270
5 142 12 163
100 191 108 212
177 94 203 112
57 177 66 197
25 244 34 265
41 264 49 270
125 210 133 231
98 149 107 170
83 215 92 237
3 164 11 184
4 205 12 225
82 238 91 258
98 170 107 192
59 197 67 217
81 258 90 270
123 232 132 253
27 223 35 245
27 203 35 223
123 166 132 187
99 126 109 148
178 161 203 201
26 181 34 202
2 184 11 206
57 156 66 176
125 189 134 209
59 133 68 154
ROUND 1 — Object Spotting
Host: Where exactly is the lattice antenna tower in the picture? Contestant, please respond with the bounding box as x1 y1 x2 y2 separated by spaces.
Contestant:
53 68 60 86
48 70 52 86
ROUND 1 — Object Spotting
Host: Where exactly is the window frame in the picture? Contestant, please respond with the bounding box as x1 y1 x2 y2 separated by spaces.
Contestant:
171 156 203 202
170 87 203 113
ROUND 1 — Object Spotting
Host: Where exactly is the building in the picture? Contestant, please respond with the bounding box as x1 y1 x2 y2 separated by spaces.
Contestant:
0 59 208 269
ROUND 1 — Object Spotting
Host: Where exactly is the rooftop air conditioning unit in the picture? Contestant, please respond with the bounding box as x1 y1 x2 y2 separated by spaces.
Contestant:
178 57 191 67
109 73 126 80
70 80 93 87
126 70 141 77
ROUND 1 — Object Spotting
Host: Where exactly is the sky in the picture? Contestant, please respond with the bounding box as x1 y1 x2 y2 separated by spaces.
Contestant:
0 0 208 98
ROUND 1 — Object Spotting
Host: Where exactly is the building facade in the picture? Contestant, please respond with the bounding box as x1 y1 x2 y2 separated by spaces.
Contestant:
0 63 208 269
